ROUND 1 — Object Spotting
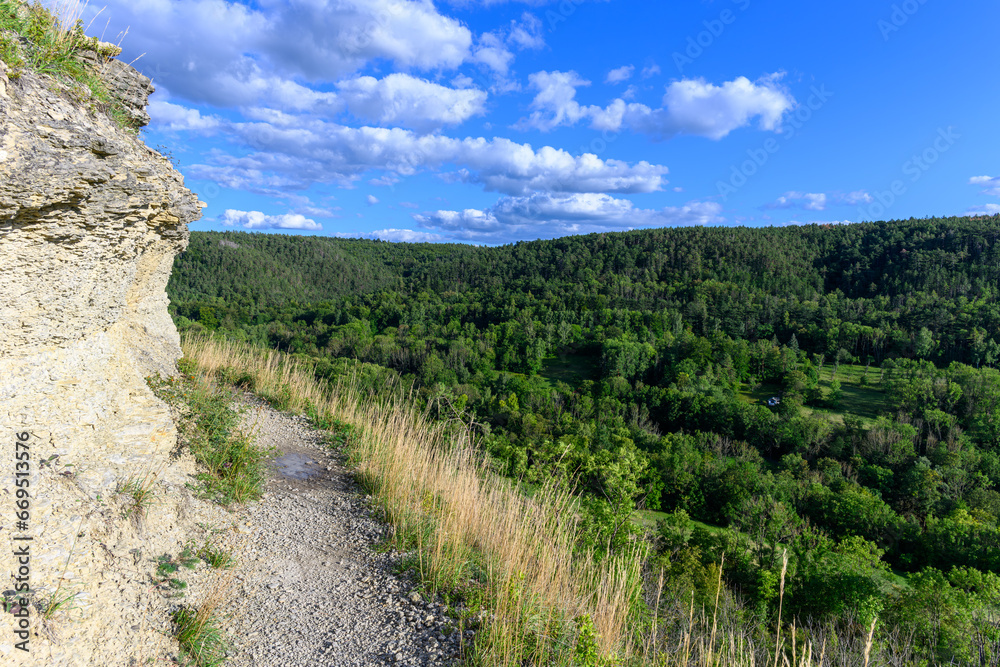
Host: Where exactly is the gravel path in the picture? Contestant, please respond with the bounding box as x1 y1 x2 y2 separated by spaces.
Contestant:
220 395 466 666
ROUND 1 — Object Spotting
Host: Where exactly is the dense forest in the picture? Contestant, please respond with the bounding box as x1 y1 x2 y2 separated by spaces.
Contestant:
169 216 1000 663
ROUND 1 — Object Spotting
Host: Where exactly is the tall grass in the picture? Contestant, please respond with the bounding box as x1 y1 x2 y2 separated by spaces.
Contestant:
180 334 922 666
183 334 643 664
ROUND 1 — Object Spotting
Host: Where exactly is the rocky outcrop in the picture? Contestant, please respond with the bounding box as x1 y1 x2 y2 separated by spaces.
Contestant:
0 45 212 666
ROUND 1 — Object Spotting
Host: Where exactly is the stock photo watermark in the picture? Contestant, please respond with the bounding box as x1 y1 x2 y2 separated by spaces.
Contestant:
673 0 753 74
10 431 33 652
716 84 834 202
544 0 590 32
856 126 958 221
878 0 931 41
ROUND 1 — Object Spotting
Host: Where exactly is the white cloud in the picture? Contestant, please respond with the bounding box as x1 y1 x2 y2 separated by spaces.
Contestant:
641 64 660 79
629 75 794 139
765 192 828 211
219 209 322 230
841 190 874 205
334 228 445 242
473 32 516 75
764 190 873 211
970 176 1000 197
515 70 592 131
472 13 544 76
367 195 380 205
370 228 445 242
369 174 401 186
605 65 634 84
414 193 722 243
295 206 340 218
517 72 795 140
967 204 1000 216
188 117 669 196
148 100 223 132
89 0 474 108
508 13 545 50
337 73 487 131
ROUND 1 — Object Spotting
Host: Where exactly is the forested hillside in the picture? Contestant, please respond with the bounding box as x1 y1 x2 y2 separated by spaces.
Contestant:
169 216 1000 663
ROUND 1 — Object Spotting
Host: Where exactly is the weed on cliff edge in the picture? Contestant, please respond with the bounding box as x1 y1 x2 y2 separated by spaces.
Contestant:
0 0 138 130
147 368 273 505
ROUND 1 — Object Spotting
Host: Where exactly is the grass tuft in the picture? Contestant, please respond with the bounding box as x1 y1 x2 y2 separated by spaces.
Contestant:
173 605 228 667
147 369 272 505
0 0 139 130
117 471 158 525
197 541 236 569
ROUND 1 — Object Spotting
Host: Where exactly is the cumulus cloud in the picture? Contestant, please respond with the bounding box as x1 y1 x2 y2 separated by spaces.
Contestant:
515 70 592 131
370 228 445 242
507 13 545 50
517 71 795 139
641 64 661 79
967 204 1000 216
334 228 445 242
219 209 322 230
413 193 722 243
472 12 545 76
187 116 669 196
764 190 873 211
970 176 1000 197
366 194 380 205
841 191 875 205
148 100 223 132
765 192 827 211
337 73 487 130
605 65 634 84
87 0 474 108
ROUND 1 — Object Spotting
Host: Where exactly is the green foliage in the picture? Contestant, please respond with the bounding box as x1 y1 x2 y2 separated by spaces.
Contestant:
573 614 603 667
146 372 273 505
167 218 1000 662
197 542 236 569
172 606 228 667
0 1 135 129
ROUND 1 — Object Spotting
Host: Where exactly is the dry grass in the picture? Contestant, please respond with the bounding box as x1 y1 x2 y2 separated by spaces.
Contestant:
179 334 919 666
183 335 643 664
173 568 236 667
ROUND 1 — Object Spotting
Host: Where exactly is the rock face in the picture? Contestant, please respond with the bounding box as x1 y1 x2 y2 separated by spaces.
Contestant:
0 54 201 490
0 48 208 665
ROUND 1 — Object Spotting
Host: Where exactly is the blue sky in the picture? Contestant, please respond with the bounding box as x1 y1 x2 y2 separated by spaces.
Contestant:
71 0 1000 243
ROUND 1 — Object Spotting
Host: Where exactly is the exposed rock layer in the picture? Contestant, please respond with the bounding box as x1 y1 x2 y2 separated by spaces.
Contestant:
0 48 205 665
0 53 200 485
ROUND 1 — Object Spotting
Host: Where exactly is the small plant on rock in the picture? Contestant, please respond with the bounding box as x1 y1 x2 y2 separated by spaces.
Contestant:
197 541 235 569
173 605 228 667
117 471 158 526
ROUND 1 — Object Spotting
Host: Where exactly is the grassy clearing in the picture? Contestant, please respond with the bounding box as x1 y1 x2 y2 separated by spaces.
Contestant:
633 509 725 536
541 354 601 387
179 334 911 666
738 364 887 425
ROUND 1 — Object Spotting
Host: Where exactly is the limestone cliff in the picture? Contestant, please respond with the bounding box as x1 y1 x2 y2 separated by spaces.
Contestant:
0 40 219 666
0 52 201 490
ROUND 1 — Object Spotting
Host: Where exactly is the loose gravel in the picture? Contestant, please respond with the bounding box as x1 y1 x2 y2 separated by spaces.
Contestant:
220 395 468 666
